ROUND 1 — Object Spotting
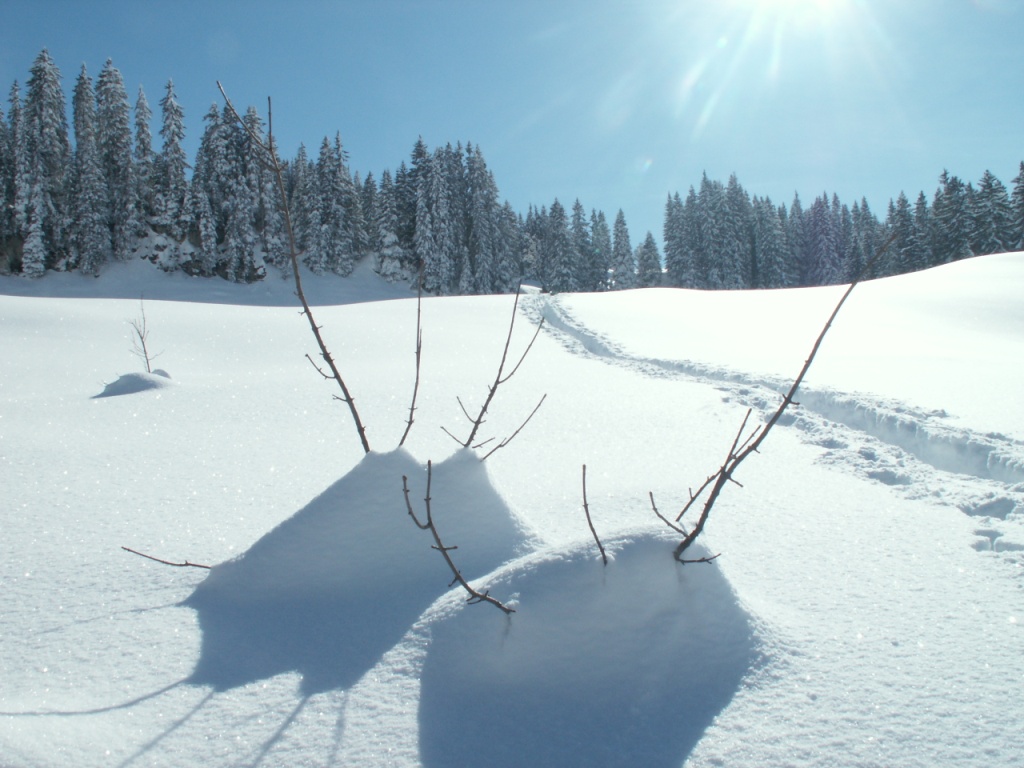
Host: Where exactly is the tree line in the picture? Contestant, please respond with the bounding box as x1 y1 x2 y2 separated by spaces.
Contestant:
2 49 1022 292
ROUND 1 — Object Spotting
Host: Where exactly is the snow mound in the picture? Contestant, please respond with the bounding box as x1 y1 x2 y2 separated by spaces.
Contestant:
185 448 530 695
91 369 172 399
417 532 758 767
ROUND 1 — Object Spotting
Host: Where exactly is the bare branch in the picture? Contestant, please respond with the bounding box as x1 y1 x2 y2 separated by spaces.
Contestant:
581 465 608 565
479 393 547 461
404 461 515 613
121 546 210 569
217 81 370 455
650 492 687 536
446 284 546 453
128 299 161 374
399 269 425 447
669 232 898 561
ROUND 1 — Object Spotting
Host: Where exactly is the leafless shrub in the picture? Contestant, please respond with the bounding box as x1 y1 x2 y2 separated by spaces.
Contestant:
129 299 160 374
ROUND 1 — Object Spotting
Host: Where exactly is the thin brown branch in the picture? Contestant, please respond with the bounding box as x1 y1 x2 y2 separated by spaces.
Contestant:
405 461 515 613
581 465 608 565
670 232 898 562
650 492 687 536
479 393 547 461
448 284 545 452
217 81 370 455
399 269 424 447
121 546 211 569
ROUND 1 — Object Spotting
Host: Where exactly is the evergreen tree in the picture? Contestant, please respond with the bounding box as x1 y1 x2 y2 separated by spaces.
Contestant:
912 191 934 269
133 86 155 228
723 173 753 288
805 194 840 285
787 192 807 285
635 231 662 287
68 65 109 274
970 169 1014 255
466 144 500 293
568 199 590 291
610 209 635 289
696 174 726 288
588 209 612 291
96 59 136 260
752 196 788 288
545 198 574 292
0 102 11 268
662 192 688 286
20 49 71 274
156 80 189 242
931 170 972 264
373 169 406 282
1010 161 1024 251
494 202 523 292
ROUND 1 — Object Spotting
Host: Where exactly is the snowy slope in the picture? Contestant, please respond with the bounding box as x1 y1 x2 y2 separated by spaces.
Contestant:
0 254 1021 767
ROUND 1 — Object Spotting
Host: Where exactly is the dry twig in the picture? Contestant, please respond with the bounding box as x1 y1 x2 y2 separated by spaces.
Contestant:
121 546 210 569
657 232 898 563
402 461 514 613
581 464 608 565
442 285 546 459
217 82 370 455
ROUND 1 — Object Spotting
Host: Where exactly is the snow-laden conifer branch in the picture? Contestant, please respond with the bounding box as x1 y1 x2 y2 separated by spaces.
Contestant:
402 462 515 614
216 82 370 455
664 232 898 562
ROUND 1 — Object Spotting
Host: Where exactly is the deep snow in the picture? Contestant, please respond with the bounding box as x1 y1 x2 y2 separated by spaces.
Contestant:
0 254 1022 767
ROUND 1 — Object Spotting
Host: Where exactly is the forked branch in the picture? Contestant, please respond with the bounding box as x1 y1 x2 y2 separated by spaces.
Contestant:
217 82 370 455
399 269 424 447
442 285 546 459
663 232 898 562
402 461 515 614
121 546 210 569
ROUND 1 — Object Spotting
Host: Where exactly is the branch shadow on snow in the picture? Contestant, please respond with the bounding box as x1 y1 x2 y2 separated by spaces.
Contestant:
418 534 758 768
183 449 528 696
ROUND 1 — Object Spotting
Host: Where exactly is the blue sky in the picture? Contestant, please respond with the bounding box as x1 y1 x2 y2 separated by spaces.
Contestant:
2 0 1021 246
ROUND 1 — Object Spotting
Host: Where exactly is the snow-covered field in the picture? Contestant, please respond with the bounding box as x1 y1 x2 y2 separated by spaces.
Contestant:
1 254 1022 767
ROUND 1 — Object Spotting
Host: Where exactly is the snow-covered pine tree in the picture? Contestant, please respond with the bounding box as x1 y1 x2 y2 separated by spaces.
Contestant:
20 50 72 274
805 194 841 285
723 174 753 288
786 192 806 285
373 169 406 283
466 144 500 293
970 169 1014 255
662 192 687 286
133 86 155 231
696 175 729 288
1011 162 1024 252
544 199 575 293
156 80 189 243
610 209 635 289
931 170 972 264
912 191 935 269
752 196 788 288
68 65 110 274
0 103 12 270
568 199 591 291
635 231 662 287
96 59 136 261
588 209 612 291
494 201 523 292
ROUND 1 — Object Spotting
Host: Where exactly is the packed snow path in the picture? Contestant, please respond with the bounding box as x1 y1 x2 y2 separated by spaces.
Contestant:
531 278 1024 558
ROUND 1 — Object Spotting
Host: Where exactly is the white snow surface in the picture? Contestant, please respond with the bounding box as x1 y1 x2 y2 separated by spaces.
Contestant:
1 254 1022 767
